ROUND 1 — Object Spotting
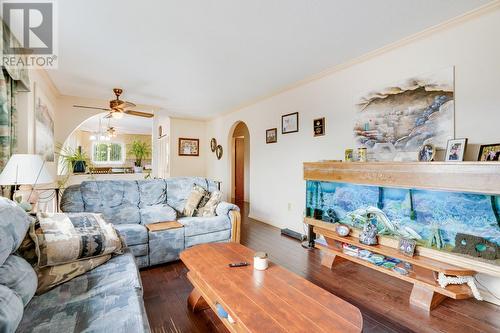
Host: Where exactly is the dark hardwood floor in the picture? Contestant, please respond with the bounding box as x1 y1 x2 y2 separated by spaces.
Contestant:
141 203 500 333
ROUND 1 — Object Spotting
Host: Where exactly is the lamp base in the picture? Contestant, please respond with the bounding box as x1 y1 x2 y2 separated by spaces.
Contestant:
14 185 39 204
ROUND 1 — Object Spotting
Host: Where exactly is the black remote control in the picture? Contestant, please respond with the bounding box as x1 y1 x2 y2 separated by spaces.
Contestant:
228 262 249 267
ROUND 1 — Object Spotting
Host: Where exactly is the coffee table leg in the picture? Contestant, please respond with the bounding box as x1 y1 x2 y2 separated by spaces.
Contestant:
187 288 210 312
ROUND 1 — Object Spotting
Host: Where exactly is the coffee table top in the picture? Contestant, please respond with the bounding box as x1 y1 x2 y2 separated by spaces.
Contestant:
181 242 363 333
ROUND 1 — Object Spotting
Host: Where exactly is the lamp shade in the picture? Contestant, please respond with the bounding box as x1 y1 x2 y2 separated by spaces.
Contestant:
0 154 54 185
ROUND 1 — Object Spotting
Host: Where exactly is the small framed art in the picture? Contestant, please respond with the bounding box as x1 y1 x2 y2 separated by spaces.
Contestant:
313 117 325 137
282 112 299 134
478 143 500 161
417 144 436 162
266 128 277 144
398 238 416 257
178 138 199 156
445 138 467 161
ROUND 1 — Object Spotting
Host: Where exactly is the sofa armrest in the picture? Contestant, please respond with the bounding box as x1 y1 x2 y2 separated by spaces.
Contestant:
216 202 241 243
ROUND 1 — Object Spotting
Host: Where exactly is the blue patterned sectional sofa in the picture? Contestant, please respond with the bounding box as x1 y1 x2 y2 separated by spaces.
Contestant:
60 177 241 268
1 177 239 332
0 197 150 332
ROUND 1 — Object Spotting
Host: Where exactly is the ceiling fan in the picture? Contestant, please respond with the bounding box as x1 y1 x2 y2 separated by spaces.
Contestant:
73 88 154 119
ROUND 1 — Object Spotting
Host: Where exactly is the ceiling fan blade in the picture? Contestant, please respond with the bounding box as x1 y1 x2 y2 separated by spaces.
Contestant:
125 110 154 118
73 105 111 111
103 113 113 119
123 101 136 108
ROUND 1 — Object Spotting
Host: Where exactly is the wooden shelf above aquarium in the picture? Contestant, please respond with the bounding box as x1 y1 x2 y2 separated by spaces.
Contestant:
303 161 500 195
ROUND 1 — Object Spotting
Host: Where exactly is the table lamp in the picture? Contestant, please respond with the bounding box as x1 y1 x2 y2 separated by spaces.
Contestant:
0 154 55 208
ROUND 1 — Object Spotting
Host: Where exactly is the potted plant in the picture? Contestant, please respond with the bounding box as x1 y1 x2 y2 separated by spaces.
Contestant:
128 140 151 173
57 145 90 174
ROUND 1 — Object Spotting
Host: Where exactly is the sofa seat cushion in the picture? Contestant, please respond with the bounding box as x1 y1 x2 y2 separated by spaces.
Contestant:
178 215 231 237
114 224 148 246
80 181 141 224
18 251 149 333
139 205 177 225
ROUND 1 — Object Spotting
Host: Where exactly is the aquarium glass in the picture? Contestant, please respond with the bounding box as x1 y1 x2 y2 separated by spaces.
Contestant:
306 181 500 260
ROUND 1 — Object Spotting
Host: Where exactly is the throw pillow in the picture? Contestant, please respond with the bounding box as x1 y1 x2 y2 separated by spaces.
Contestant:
183 185 207 217
195 190 223 217
31 212 122 267
35 255 111 295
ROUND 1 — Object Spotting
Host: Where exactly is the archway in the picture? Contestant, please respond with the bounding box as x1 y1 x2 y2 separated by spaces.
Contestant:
229 121 250 204
58 113 154 176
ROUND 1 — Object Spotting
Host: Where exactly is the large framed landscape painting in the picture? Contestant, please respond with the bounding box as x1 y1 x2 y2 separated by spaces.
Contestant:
354 67 455 161
34 84 55 162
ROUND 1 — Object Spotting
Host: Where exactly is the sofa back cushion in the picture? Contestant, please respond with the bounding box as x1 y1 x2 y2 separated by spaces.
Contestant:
0 255 37 305
60 184 84 212
166 177 217 214
137 179 167 207
0 197 33 266
0 198 36 333
0 284 23 333
80 181 141 224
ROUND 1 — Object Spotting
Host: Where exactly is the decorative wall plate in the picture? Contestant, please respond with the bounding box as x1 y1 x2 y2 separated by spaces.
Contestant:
210 138 217 152
215 145 223 160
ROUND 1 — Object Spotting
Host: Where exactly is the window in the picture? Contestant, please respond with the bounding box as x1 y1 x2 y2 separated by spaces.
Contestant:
92 142 124 164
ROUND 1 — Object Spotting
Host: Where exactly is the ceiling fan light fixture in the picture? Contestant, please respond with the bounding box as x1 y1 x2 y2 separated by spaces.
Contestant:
111 111 124 119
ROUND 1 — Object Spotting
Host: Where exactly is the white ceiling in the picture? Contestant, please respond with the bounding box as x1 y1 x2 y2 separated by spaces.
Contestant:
78 113 152 135
48 0 491 119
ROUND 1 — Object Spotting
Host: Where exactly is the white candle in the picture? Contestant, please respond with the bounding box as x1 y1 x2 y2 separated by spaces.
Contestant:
253 251 268 271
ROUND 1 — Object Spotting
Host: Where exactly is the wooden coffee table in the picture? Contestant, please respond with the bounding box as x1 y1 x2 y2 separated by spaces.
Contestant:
180 243 363 333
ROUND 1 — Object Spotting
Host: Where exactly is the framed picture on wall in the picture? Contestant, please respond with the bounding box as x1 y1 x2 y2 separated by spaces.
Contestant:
478 143 500 161
178 138 199 156
266 128 277 144
313 117 325 137
282 112 299 134
34 83 55 162
445 138 467 161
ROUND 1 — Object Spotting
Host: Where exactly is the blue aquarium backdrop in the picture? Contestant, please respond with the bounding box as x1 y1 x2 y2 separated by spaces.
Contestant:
306 181 500 260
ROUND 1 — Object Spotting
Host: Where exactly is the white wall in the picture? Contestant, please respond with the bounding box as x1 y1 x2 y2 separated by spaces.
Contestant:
16 69 59 176
205 7 500 303
169 118 207 177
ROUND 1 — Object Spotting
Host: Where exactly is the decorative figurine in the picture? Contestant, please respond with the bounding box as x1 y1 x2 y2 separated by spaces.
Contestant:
335 224 350 237
359 214 378 245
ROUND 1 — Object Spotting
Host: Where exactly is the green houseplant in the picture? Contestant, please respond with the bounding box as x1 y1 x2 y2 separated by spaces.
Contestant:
128 140 151 173
57 145 89 174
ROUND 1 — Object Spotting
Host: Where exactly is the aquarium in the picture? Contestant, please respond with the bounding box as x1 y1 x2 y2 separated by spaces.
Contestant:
306 180 500 262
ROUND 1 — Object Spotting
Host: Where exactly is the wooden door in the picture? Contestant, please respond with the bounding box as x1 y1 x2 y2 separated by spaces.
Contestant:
234 137 245 203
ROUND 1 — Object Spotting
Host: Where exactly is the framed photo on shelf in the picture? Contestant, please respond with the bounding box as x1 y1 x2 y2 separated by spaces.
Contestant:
266 128 277 144
313 117 325 137
417 143 436 162
282 112 299 134
478 143 500 161
398 238 416 257
178 138 199 156
445 138 467 161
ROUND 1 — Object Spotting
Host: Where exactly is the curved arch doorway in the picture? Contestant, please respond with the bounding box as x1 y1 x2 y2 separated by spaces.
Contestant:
229 121 250 204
